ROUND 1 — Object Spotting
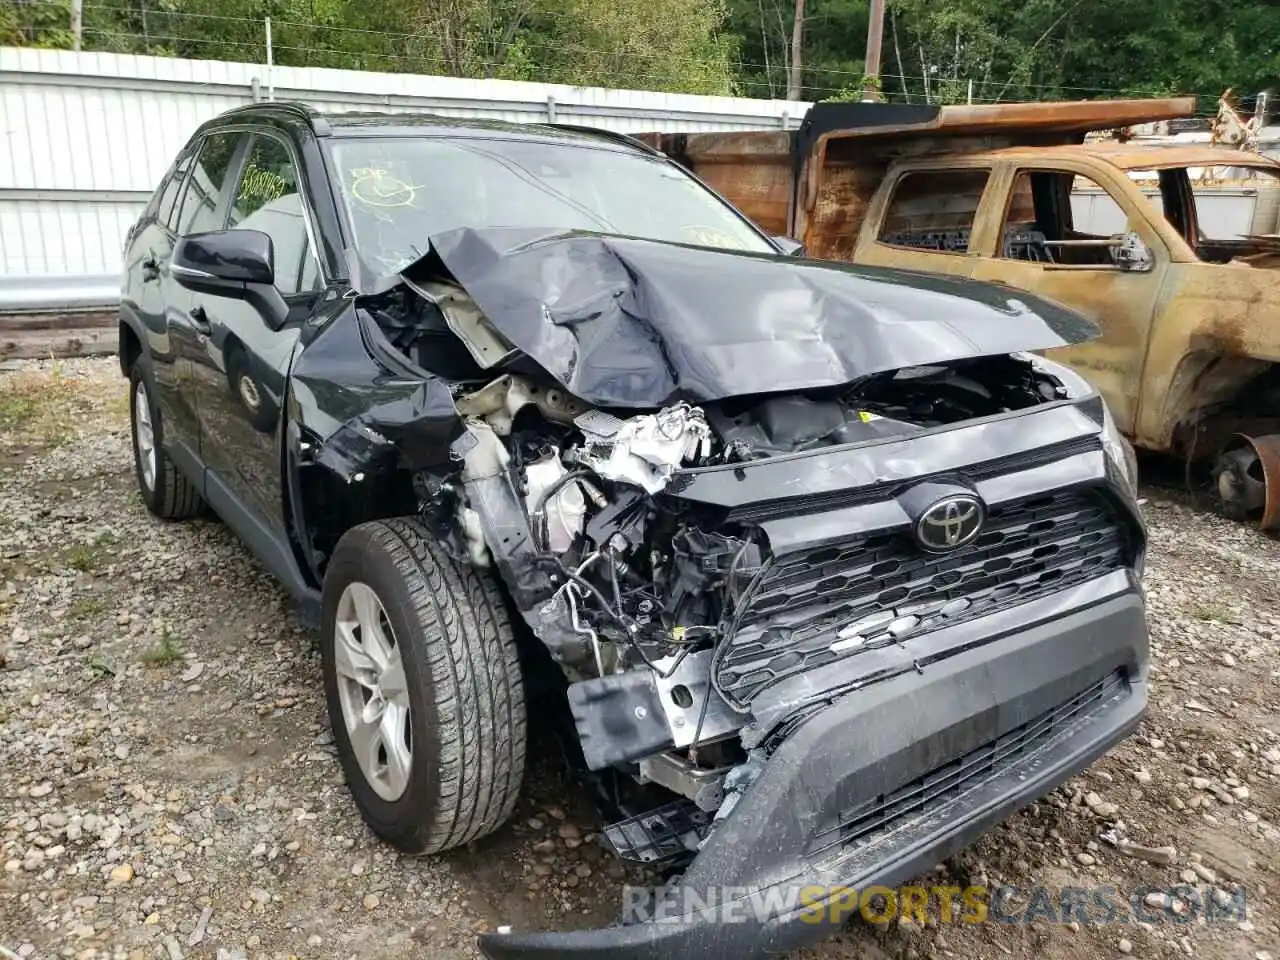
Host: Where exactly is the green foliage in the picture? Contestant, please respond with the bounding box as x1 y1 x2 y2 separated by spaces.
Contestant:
824 75 878 103
525 0 735 93
878 0 1280 107
6 0 1279 103
6 0 735 94
2 0 75 48
141 628 182 667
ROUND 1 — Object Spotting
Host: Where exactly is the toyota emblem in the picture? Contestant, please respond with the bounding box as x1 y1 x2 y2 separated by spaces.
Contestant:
915 494 984 552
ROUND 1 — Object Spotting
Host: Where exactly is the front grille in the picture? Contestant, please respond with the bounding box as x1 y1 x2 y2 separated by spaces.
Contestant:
808 670 1129 858
723 435 1101 524
715 490 1128 706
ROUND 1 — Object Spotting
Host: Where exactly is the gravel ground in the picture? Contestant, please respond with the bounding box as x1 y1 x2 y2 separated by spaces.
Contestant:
0 357 1276 960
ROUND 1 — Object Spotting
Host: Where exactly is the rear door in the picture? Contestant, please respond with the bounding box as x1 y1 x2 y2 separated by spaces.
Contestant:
968 162 1168 434
854 166 996 277
187 130 325 530
120 141 199 450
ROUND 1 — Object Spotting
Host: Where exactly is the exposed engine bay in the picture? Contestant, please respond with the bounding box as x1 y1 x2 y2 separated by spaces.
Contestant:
360 265 1072 858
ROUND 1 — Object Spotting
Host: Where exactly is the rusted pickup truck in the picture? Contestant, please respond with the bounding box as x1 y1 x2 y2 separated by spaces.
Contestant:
644 99 1280 525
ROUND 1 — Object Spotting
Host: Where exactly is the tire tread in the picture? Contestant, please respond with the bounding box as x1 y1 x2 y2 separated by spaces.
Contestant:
129 363 203 521
333 517 525 853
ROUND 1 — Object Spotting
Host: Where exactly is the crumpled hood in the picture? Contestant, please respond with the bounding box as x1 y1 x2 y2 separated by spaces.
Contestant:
417 227 1098 408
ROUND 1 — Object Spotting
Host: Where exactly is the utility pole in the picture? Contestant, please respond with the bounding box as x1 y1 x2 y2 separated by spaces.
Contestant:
863 0 886 101
264 17 275 101
70 0 83 51
786 0 805 101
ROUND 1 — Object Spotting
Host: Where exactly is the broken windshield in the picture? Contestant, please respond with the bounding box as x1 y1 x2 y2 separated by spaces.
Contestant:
326 135 775 275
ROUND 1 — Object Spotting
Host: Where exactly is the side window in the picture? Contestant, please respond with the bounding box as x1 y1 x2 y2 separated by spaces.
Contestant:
877 169 991 253
227 135 320 296
147 145 195 228
1068 174 1130 236
175 132 246 236
999 170 1147 267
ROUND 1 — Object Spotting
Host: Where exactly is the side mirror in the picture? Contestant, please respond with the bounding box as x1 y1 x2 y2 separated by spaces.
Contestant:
772 235 806 257
173 230 275 291
172 230 288 328
1114 231 1155 273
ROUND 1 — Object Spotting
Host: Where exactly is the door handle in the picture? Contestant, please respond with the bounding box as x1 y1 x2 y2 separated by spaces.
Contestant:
141 251 160 282
189 305 212 336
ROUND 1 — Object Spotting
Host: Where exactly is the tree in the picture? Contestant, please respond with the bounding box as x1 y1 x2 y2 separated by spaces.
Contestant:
786 0 804 100
522 0 737 93
10 0 1280 103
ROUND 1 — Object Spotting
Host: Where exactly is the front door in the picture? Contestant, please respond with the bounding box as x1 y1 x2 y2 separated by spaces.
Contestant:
969 164 1167 435
854 167 996 278
186 132 324 530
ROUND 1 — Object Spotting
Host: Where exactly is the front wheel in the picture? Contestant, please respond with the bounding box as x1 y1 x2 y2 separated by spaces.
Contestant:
321 517 526 853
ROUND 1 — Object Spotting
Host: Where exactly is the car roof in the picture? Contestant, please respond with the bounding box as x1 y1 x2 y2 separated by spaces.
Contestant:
208 101 660 155
929 141 1280 173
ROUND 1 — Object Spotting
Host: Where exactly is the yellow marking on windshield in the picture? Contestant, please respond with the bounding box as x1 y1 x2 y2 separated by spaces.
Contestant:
349 167 424 208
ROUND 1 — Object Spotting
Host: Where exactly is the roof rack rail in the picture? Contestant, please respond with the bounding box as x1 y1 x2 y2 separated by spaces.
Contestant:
219 100 331 134
545 123 662 156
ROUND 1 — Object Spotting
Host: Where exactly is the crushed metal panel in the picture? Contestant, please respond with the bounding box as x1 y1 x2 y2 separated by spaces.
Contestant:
289 304 464 478
421 226 1098 408
400 277 517 369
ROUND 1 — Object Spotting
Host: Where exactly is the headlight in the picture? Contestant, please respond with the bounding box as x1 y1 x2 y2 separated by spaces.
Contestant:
1100 403 1138 497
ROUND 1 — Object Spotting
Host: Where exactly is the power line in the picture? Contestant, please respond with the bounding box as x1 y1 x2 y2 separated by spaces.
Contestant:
16 0 1238 105
56 1 1219 94
78 26 834 95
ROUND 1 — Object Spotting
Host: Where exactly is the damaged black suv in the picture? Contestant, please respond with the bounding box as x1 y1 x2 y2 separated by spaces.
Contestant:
119 103 1148 959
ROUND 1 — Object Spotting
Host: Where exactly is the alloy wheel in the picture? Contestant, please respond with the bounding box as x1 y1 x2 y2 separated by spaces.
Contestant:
133 379 157 492
333 582 413 802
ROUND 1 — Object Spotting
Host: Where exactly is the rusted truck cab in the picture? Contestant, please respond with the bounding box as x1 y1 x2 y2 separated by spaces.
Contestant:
646 101 1280 524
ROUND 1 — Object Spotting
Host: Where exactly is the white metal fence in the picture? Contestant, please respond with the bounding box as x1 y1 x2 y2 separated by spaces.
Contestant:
0 47 810 312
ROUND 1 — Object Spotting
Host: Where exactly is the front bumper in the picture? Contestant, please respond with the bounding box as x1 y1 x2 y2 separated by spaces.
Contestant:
479 578 1147 960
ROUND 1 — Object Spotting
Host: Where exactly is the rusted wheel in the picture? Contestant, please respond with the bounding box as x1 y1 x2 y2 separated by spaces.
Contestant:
1209 434 1280 528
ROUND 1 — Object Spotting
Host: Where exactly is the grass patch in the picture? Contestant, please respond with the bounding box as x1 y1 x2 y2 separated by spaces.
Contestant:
67 545 100 572
141 629 182 667
0 363 83 448
104 389 130 426
64 533 120 573
1189 602 1233 623
69 597 106 619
